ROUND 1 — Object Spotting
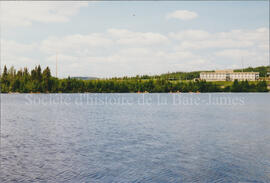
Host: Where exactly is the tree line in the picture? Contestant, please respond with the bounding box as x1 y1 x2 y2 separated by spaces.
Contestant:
110 66 270 80
0 65 268 93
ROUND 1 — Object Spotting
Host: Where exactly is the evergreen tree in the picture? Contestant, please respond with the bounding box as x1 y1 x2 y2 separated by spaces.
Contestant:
231 80 241 92
37 65 42 82
42 67 52 92
1 65 8 84
257 80 268 92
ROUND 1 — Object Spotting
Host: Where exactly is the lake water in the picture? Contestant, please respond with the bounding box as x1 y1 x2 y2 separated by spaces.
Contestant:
1 93 270 183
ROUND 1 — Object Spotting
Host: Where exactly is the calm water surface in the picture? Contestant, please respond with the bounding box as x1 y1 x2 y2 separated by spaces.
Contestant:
1 93 270 183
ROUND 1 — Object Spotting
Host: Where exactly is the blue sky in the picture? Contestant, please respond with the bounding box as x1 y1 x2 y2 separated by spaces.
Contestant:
1 1 269 78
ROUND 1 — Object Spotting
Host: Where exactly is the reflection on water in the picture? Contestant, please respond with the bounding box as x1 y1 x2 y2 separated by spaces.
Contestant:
1 94 270 182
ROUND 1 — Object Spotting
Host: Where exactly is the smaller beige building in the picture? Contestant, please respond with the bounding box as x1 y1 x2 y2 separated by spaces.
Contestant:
200 70 259 81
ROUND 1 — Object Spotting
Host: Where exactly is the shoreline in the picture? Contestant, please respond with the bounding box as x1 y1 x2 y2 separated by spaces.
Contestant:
2 91 270 94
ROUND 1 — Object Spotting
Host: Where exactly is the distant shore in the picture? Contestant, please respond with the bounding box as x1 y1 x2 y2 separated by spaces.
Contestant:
1 65 269 93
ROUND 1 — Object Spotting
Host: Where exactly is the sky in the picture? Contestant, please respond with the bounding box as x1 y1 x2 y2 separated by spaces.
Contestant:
0 1 269 78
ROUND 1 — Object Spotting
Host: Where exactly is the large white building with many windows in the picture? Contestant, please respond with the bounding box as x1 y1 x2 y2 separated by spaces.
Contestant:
200 70 259 81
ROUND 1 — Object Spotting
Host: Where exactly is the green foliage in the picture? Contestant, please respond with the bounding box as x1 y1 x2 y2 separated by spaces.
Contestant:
229 79 268 92
0 65 269 93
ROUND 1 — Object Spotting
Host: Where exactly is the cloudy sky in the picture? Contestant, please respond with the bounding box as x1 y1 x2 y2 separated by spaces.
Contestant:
1 1 269 78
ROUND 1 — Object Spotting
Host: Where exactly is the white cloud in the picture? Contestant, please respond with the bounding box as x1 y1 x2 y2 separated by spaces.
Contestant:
177 39 254 50
157 51 194 59
1 39 48 70
1 39 36 55
215 49 254 59
173 28 268 50
166 10 198 20
214 49 268 68
0 1 88 28
169 30 210 40
2 27 269 77
40 33 113 55
40 29 169 56
117 48 152 57
108 29 169 46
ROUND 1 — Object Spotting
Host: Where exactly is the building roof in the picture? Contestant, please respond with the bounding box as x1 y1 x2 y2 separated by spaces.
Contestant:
215 70 233 73
200 71 259 74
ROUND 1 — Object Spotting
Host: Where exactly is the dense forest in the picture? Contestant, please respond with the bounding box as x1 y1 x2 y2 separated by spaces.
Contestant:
0 65 269 93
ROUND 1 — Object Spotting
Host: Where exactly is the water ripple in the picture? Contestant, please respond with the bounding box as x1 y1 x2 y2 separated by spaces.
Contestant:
1 94 270 182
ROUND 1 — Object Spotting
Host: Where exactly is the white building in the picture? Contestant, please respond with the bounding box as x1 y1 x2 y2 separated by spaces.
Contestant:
200 70 259 81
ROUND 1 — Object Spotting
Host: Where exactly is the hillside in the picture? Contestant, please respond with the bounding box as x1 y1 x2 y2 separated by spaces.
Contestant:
116 66 269 81
234 66 270 77
71 76 99 80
